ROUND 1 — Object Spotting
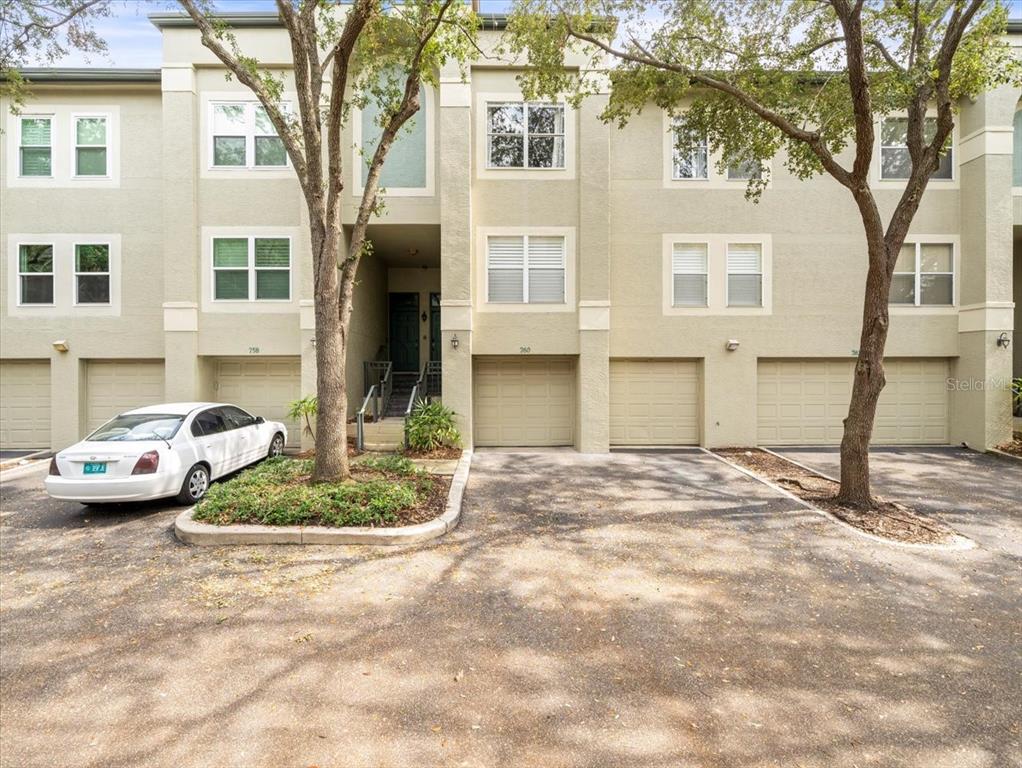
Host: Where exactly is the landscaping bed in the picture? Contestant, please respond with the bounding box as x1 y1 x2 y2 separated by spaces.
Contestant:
714 448 963 546
994 432 1022 458
403 446 462 460
193 455 450 529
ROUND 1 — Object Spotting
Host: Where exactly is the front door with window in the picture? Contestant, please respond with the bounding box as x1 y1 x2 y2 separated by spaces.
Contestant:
389 292 420 372
429 292 441 362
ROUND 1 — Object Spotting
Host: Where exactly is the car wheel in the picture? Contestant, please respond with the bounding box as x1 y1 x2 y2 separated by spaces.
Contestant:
177 464 210 505
268 432 285 458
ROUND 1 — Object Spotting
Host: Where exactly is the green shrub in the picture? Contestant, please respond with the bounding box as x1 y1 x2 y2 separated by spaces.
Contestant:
405 400 461 452
193 457 431 528
287 395 318 440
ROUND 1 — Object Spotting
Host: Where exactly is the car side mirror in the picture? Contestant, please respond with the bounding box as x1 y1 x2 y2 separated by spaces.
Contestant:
255 416 265 424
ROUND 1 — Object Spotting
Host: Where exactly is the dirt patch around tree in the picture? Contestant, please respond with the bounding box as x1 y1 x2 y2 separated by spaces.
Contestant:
714 448 966 547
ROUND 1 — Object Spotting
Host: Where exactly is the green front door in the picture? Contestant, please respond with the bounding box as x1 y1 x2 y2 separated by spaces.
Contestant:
429 293 441 362
389 292 420 372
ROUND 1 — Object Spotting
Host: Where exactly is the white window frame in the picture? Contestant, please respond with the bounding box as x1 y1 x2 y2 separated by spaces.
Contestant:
670 243 709 307
210 235 293 303
208 101 291 171
16 242 55 307
725 243 764 308
662 234 772 316
476 226 576 312
71 113 109 179
475 93 576 180
890 239 957 308
72 242 112 306
876 114 957 185
663 111 771 189
485 101 566 171
18 115 53 179
671 124 709 181
485 234 566 304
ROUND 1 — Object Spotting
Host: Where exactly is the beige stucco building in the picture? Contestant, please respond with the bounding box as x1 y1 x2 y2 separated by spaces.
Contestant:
1 13 1020 454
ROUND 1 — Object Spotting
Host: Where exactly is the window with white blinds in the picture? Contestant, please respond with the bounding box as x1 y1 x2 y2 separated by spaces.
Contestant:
487 235 565 304
726 243 762 307
672 243 708 307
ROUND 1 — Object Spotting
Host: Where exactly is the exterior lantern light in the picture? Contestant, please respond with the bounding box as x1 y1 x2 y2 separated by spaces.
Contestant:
451 334 460 350
51 340 70 353
725 339 740 351
996 332 1010 349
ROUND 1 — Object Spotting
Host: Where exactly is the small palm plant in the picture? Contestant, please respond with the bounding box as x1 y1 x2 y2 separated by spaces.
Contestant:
1013 378 1022 418
287 395 318 441
406 401 461 453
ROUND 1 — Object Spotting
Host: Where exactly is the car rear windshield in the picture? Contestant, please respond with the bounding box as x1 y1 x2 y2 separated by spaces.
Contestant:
87 414 184 442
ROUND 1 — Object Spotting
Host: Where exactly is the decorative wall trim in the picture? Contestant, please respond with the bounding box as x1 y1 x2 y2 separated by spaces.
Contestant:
958 126 1013 165
163 301 198 332
958 301 1015 333
161 64 196 93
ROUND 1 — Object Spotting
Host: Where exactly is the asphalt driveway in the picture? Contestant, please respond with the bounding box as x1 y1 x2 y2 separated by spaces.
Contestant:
0 449 1019 768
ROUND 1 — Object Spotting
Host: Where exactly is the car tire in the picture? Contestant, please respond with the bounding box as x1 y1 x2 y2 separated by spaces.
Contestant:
267 432 285 459
177 464 210 505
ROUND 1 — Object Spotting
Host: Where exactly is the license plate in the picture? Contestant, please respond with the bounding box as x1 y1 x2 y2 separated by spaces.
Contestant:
83 462 107 475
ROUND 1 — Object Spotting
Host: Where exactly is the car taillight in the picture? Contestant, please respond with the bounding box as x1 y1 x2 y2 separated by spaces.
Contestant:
131 451 160 475
48 457 61 476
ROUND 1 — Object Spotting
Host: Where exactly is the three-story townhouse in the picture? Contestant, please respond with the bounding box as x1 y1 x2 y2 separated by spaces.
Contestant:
1 12 1018 456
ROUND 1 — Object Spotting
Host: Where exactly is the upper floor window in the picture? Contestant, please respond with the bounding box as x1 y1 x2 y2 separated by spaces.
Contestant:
75 116 107 177
212 237 291 301
211 103 288 169
486 235 565 303
18 244 54 305
74 244 110 304
891 242 954 306
486 102 565 169
672 128 708 180
19 117 52 177
881 117 953 180
726 243 763 307
671 243 708 306
727 158 763 181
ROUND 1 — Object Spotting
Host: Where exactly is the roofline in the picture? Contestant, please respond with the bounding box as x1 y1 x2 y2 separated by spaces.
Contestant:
13 68 161 83
149 11 283 29
1008 19 1022 34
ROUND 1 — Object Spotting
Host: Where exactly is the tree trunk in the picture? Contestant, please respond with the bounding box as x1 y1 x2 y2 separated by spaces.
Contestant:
837 239 892 508
311 224 350 483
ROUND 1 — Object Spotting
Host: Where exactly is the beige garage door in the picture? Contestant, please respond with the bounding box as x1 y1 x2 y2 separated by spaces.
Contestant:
610 359 700 445
474 357 575 447
215 357 301 447
0 360 51 450
757 358 950 445
85 360 166 434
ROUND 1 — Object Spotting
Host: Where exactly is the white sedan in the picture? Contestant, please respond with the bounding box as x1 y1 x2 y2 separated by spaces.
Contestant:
44 402 288 505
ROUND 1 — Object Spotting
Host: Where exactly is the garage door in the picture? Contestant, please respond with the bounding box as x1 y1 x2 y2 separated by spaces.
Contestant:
757 359 950 445
0 360 51 450
474 357 575 447
610 359 700 445
85 360 166 434
215 357 301 447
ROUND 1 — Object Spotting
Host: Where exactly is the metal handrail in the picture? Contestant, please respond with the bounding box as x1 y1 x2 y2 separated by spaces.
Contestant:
403 383 420 449
415 360 442 400
356 384 378 452
363 360 393 419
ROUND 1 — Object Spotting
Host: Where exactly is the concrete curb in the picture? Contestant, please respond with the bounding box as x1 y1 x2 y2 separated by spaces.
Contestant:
985 447 1022 462
702 448 974 552
0 458 50 483
175 450 472 546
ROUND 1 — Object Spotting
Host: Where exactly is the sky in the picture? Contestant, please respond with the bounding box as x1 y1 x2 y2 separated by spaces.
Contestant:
44 0 1022 69
49 0 515 68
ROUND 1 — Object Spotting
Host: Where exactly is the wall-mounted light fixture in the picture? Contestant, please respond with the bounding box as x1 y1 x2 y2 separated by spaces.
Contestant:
51 340 69 353
725 339 740 352
421 311 428 323
450 334 460 350
996 332 1011 349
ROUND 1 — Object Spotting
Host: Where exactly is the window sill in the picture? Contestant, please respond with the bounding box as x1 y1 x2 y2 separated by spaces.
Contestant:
477 302 574 314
